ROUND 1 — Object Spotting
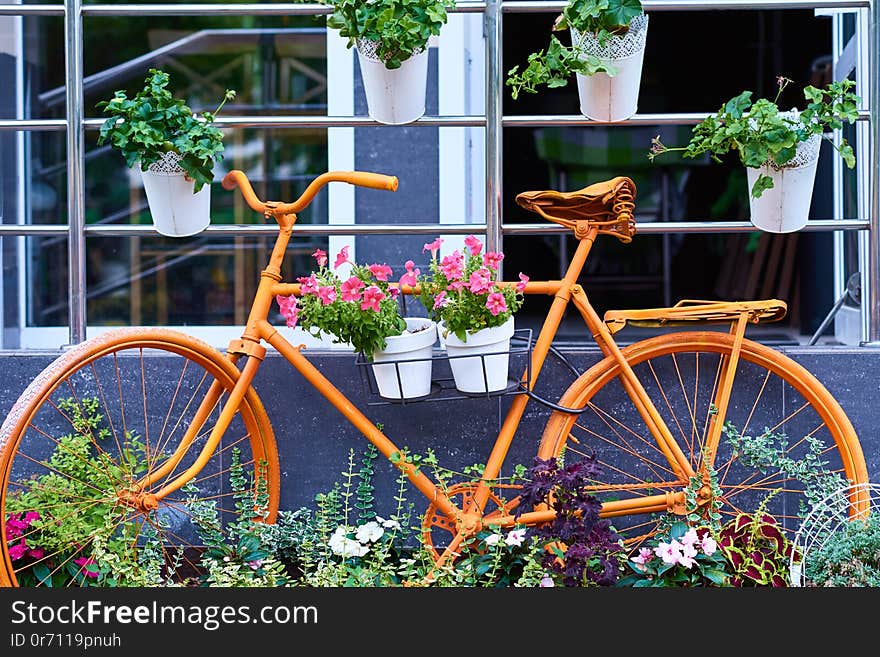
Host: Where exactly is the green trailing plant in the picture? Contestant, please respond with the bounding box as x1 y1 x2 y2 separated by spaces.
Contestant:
5 397 165 587
506 0 644 99
716 492 793 587
804 513 880 587
649 76 860 198
322 0 455 69
97 68 235 192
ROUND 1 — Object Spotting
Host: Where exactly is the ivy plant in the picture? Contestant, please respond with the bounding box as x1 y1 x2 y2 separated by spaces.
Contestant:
506 0 644 99
97 68 235 193
322 0 456 70
649 76 860 199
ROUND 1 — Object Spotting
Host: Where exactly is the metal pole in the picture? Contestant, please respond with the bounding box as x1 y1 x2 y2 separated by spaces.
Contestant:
485 0 503 261
65 0 86 345
866 0 880 343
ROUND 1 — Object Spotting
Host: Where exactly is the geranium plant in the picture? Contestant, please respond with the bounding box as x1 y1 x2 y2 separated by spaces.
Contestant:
322 0 455 69
648 76 860 198
97 68 235 192
506 0 644 99
276 246 409 360
417 236 526 342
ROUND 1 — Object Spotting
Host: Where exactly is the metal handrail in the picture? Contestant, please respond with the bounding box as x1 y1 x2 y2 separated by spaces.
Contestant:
0 0 874 344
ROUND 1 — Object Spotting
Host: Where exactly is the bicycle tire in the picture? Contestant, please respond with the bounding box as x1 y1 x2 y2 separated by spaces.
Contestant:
0 328 279 587
538 331 868 548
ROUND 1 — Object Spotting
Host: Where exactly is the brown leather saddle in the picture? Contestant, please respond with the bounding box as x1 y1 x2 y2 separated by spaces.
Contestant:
515 176 638 243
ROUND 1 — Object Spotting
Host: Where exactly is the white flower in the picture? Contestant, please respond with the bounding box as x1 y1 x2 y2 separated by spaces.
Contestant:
539 574 555 587
483 533 503 546
379 517 401 531
505 528 527 547
355 521 384 544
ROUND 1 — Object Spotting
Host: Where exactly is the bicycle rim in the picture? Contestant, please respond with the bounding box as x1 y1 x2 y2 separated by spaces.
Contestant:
539 332 867 548
0 329 279 587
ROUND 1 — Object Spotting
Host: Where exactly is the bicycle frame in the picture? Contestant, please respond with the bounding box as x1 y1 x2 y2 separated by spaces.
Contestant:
133 170 767 564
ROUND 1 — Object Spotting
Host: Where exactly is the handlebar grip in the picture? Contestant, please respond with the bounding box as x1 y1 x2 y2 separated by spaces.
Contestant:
346 172 399 192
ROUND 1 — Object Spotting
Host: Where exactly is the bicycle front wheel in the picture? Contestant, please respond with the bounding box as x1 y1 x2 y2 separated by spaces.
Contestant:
0 328 279 587
539 332 867 546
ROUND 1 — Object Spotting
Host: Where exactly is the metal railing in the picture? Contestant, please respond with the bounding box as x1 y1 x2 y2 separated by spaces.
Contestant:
0 0 876 345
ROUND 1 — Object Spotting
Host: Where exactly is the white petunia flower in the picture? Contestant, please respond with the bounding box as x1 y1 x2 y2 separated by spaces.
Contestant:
355 521 384 544
483 533 503 546
505 528 527 547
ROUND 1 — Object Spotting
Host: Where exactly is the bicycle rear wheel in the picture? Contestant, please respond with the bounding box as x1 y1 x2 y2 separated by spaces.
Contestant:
0 328 279 587
539 332 867 548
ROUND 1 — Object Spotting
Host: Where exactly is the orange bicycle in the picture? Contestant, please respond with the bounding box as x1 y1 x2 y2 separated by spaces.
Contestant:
0 169 869 586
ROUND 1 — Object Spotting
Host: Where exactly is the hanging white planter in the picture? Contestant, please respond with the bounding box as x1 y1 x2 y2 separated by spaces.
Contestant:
140 151 211 237
439 316 515 394
371 317 437 400
356 39 429 125
571 13 649 123
746 131 821 234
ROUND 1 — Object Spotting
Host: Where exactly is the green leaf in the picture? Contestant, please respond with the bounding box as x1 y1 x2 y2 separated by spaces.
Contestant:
750 174 775 199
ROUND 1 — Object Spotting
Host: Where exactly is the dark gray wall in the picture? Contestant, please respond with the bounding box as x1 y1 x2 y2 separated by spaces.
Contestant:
1 347 877 518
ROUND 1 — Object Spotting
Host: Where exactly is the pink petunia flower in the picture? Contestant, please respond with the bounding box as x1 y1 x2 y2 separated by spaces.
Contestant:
8 541 28 561
516 272 529 292
464 234 483 256
297 274 319 296
389 287 400 300
432 291 448 310
23 511 40 524
422 238 443 259
312 248 327 267
275 295 299 329
700 532 718 556
631 547 654 565
485 292 508 316
334 245 351 269
399 260 420 287
448 280 465 292
654 541 682 566
360 286 385 312
680 528 699 547
368 263 393 282
539 574 555 587
317 285 337 306
341 277 365 302
483 251 504 270
73 556 99 578
440 252 464 281
27 547 45 560
468 268 492 295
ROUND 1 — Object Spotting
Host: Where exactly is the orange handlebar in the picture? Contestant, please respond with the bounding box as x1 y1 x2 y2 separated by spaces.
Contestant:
222 169 398 216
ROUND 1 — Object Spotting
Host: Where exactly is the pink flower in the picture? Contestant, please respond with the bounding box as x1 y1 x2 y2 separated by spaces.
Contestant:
468 268 492 295
8 541 28 561
678 543 697 569
654 541 682 566
275 294 299 329
516 272 529 292
248 559 264 570
422 238 443 258
23 511 40 524
73 556 99 578
483 251 504 270
389 287 400 300
539 574 555 587
440 252 464 281
680 528 699 547
341 277 364 302
631 547 654 565
485 292 508 316
317 285 337 306
312 248 327 267
700 533 718 556
448 280 464 292
399 260 420 287
334 245 351 269
432 291 448 310
360 285 385 312
27 547 45 560
464 234 482 256
368 263 393 282
297 274 319 296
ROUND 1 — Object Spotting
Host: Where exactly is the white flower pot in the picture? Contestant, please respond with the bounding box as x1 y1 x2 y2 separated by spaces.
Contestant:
571 14 648 123
439 316 515 394
357 40 429 125
746 133 821 234
140 152 211 237
371 317 437 400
